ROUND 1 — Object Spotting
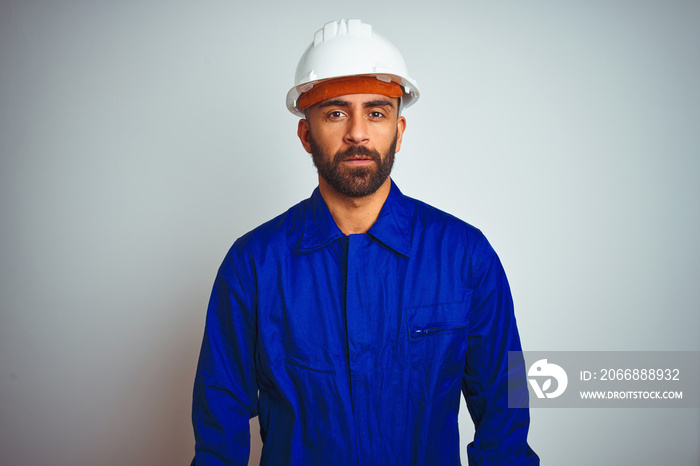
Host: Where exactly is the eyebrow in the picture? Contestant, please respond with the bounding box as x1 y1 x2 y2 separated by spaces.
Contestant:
363 99 395 109
318 99 396 109
318 99 350 108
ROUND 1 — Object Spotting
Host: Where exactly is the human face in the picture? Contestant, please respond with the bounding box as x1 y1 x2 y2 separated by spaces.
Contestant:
298 94 406 198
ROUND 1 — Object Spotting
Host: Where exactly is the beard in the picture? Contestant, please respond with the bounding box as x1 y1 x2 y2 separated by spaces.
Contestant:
309 131 397 198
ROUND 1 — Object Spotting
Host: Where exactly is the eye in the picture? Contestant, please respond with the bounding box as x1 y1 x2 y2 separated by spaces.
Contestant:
327 110 346 120
368 111 385 119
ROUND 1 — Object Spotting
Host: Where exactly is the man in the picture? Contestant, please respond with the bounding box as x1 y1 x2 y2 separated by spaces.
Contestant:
192 18 539 465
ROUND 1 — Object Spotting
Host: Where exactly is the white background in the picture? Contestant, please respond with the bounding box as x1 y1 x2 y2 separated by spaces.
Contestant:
1 1 698 465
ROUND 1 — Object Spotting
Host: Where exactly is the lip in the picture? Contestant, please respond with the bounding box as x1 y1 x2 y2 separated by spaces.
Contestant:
341 157 374 166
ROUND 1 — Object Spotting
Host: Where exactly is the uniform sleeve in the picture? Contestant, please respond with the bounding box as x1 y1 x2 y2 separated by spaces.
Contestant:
191 245 258 465
462 233 539 465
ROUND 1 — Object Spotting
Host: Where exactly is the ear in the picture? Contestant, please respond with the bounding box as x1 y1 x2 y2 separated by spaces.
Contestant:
394 116 407 153
297 119 312 153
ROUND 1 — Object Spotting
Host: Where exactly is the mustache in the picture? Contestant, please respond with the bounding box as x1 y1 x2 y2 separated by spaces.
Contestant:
334 145 382 163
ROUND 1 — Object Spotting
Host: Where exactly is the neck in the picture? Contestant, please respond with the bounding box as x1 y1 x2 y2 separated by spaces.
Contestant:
318 177 392 235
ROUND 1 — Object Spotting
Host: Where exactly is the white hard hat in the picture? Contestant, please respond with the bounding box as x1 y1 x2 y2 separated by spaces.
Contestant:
286 19 420 117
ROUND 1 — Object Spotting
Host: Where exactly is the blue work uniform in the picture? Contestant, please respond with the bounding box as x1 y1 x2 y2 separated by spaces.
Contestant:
192 181 539 465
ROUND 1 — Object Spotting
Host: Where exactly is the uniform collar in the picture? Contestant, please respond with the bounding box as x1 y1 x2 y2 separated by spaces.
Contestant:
298 179 412 257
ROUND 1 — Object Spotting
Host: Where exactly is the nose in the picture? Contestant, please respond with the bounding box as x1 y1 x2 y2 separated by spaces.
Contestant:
344 114 369 145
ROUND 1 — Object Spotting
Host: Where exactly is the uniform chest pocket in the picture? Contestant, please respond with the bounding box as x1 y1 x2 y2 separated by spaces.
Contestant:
407 300 470 405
